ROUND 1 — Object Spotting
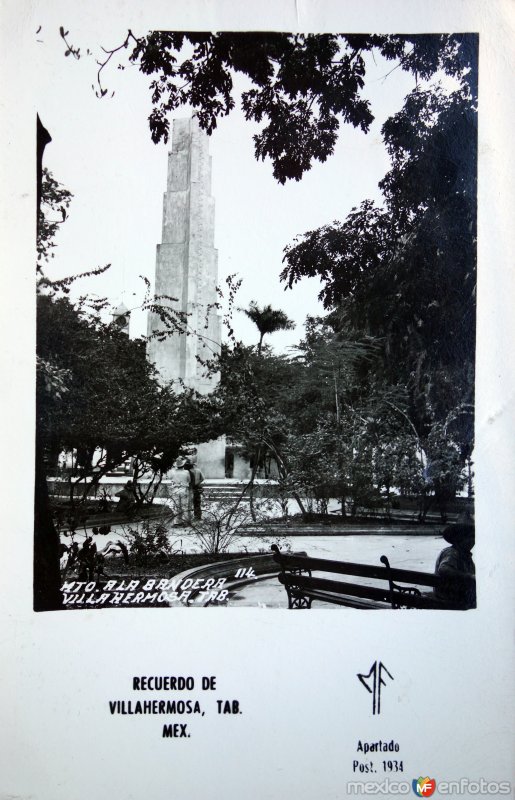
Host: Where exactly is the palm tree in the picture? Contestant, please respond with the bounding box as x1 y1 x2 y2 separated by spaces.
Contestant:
242 301 295 354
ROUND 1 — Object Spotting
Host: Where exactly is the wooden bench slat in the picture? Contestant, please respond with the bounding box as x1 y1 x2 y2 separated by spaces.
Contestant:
273 552 441 588
297 587 445 610
280 573 392 603
281 574 446 609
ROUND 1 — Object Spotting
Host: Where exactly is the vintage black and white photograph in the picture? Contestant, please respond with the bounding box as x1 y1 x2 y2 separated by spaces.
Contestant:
2 2 515 799
35 27 478 612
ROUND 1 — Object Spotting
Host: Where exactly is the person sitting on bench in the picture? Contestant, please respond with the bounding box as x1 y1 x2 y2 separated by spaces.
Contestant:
115 480 136 514
434 522 476 609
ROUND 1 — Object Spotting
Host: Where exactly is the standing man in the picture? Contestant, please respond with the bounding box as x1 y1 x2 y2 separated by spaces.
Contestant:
184 461 204 520
166 458 192 524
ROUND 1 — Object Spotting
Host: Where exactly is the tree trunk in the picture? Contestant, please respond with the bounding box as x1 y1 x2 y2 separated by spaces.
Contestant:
340 494 346 517
37 116 51 222
35 115 63 610
466 455 474 499
34 430 63 611
265 441 307 517
248 448 260 522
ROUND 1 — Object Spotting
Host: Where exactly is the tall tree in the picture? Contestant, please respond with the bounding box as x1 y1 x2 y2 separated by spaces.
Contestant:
35 119 63 610
281 68 477 466
242 301 295 354
38 293 221 501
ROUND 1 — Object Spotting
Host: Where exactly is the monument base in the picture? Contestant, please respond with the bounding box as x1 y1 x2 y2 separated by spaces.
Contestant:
195 437 226 479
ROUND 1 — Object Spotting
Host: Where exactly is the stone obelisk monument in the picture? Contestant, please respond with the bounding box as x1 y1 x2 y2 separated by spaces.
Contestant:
147 116 225 477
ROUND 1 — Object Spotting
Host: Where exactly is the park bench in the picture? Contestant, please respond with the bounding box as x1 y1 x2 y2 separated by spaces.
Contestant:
271 545 473 610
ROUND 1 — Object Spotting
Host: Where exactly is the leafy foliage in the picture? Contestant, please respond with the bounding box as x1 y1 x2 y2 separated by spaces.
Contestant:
185 498 256 555
63 31 476 183
37 167 73 268
37 292 220 503
121 518 179 566
281 45 477 469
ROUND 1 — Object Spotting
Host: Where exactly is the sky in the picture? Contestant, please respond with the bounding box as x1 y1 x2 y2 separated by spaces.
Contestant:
36 21 419 352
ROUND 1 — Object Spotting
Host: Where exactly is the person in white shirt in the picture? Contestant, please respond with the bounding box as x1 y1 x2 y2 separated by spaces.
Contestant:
163 460 192 524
